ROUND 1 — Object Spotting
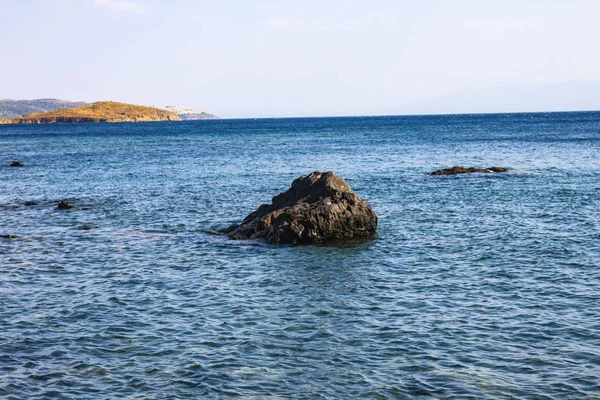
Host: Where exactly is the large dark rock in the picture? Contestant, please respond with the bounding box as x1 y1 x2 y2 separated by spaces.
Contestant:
225 171 378 245
10 161 24 167
431 166 507 175
57 200 74 210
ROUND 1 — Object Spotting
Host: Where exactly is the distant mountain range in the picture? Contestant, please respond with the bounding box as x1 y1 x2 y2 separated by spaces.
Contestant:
0 99 218 121
0 99 87 119
402 81 600 115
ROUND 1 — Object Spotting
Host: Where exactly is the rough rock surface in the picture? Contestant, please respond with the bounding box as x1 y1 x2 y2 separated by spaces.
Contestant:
431 166 507 175
57 201 74 210
225 171 378 245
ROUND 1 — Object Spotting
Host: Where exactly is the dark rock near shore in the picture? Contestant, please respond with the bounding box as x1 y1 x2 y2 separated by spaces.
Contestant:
225 171 378 245
2 234 18 239
431 166 508 175
57 201 74 210
23 201 38 206
10 161 24 167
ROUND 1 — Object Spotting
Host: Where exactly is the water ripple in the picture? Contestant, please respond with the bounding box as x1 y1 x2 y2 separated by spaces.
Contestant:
1 114 600 398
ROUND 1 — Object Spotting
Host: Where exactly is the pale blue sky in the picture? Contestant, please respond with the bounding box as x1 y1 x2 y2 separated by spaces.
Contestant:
1 0 600 117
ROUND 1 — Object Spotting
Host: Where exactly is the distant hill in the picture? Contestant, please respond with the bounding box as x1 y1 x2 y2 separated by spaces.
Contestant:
0 101 181 124
402 81 600 115
151 105 218 120
0 98 88 119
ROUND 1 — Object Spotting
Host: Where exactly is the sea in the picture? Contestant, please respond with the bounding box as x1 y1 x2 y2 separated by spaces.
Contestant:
1 112 599 399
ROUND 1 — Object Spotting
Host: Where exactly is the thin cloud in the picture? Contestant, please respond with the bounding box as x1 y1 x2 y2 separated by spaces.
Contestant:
94 0 149 14
473 17 542 33
266 17 291 29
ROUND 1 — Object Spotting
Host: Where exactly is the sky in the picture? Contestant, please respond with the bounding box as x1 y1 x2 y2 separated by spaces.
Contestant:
1 0 600 118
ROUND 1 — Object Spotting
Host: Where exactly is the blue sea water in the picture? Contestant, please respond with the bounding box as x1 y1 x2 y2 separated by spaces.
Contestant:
1 112 599 399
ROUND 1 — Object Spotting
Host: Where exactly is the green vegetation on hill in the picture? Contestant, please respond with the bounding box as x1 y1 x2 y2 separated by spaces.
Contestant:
0 98 87 119
1 101 181 124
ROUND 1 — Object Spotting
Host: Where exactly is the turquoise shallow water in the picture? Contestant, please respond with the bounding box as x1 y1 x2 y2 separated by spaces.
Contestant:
1 113 600 399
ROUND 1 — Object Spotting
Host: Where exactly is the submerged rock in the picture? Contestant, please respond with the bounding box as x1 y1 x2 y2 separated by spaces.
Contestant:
225 171 378 245
23 201 38 206
57 200 74 210
76 225 92 231
2 234 18 239
10 161 24 167
431 166 507 175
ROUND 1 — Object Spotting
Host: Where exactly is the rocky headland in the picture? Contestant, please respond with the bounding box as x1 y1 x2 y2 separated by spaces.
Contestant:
0 101 180 124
